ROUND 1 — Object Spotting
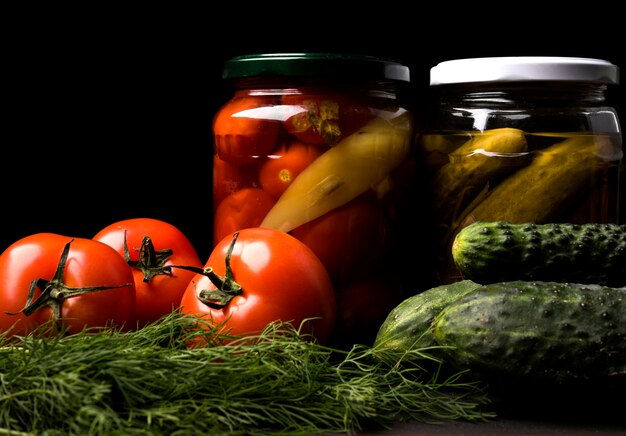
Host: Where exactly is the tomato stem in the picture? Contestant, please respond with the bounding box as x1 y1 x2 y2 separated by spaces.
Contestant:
123 232 175 282
196 232 243 310
6 239 132 331
164 233 244 310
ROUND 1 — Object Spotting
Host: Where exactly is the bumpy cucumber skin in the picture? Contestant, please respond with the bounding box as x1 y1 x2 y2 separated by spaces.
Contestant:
373 280 481 353
452 221 626 287
434 281 626 382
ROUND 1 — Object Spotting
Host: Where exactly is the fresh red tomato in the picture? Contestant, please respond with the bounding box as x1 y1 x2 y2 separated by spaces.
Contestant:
258 140 324 198
213 95 282 164
93 218 203 328
179 228 336 345
213 154 260 209
282 92 374 146
332 274 405 347
290 195 388 283
0 233 136 338
213 188 276 246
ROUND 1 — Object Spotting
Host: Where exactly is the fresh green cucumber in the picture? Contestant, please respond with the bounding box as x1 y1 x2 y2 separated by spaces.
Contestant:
452 221 626 287
433 281 626 382
373 280 481 354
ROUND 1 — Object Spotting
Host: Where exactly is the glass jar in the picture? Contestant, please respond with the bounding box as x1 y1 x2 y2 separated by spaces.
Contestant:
212 53 419 346
418 56 623 284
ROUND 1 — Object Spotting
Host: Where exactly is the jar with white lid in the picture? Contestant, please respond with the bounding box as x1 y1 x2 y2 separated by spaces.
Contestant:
418 56 623 284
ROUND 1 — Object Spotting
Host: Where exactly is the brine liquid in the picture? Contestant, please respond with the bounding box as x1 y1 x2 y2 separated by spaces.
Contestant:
419 130 623 284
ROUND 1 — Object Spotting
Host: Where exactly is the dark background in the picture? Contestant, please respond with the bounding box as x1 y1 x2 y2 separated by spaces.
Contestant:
4 8 624 262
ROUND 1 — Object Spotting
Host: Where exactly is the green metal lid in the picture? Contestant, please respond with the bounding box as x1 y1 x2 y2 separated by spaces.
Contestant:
223 53 411 82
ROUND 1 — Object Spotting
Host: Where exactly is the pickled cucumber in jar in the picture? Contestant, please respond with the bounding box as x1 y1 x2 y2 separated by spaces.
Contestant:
423 56 623 284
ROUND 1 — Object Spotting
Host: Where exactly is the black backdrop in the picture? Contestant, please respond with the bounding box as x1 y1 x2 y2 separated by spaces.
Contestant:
4 9 625 262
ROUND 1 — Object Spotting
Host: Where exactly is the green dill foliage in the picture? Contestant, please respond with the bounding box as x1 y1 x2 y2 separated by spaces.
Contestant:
0 312 494 435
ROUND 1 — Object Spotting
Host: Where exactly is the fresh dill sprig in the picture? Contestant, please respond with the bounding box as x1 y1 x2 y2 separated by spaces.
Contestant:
0 311 495 435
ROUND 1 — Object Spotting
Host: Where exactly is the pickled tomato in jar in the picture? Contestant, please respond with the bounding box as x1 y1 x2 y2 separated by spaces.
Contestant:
211 53 421 346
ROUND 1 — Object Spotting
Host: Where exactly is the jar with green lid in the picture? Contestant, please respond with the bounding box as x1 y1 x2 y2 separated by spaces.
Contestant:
419 56 623 284
212 53 418 346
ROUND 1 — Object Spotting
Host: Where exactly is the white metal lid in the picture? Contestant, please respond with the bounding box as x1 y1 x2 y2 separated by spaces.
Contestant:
430 56 620 85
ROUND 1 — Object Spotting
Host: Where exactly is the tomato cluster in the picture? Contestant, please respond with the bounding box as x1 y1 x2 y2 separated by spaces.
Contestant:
212 90 412 344
0 93 412 347
0 218 337 345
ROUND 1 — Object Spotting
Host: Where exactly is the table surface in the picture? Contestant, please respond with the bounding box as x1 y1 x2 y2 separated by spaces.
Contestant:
347 378 626 435
352 408 626 435
358 418 626 435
